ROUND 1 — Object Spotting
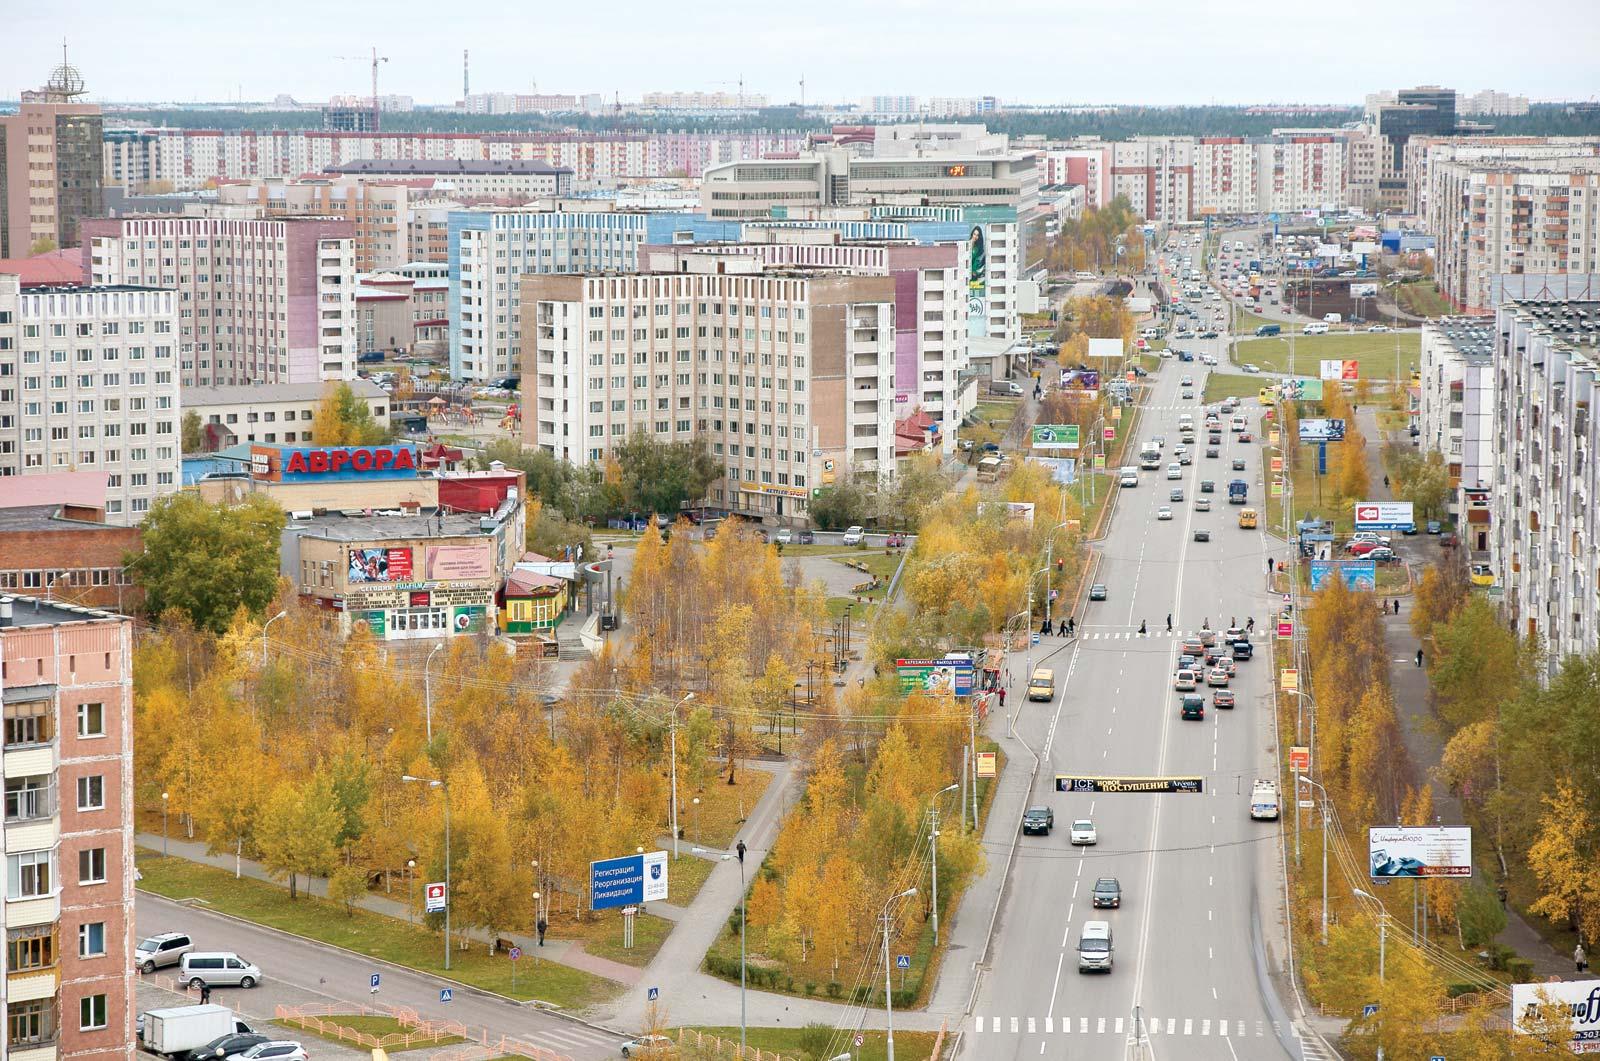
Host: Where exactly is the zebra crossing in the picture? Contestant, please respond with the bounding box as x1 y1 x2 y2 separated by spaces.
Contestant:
1072 628 1248 641
971 1014 1281 1039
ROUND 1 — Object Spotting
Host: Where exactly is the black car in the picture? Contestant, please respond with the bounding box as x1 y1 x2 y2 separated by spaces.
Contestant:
1092 877 1122 908
1205 446 1219 458
184 1034 269 1061
1232 458 1246 471
1088 583 1108 601
1022 806 1054 835
1200 480 1216 493
1194 528 1211 542
1231 640 1254 660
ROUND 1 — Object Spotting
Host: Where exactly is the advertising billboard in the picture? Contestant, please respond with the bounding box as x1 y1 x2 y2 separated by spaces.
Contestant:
1368 826 1473 878
1285 378 1324 401
591 850 670 910
1355 501 1415 531
1059 369 1100 398
1298 419 1347 443
1038 458 1077 484
965 226 987 339
1350 282 1379 299
348 547 414 584
253 445 420 483
977 501 1036 525
424 545 493 581
1030 425 1081 451
1320 359 1358 381
1309 560 1377 591
1511 980 1600 1052
895 657 976 696
1055 775 1204 793
1087 338 1123 360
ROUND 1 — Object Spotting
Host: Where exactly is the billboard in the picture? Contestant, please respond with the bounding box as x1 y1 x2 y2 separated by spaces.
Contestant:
977 501 1035 525
1368 826 1472 878
1038 458 1077 484
1298 419 1347 443
1355 501 1414 531
1309 560 1376 591
965 226 987 339
1285 377 1324 401
591 850 670 910
1087 338 1123 360
252 445 420 483
1058 369 1101 398
1350 282 1378 298
1055 775 1204 793
1320 359 1358 381
1030 424 1081 451
348 547 413 584
1511 980 1600 1052
896 657 976 696
424 545 493 581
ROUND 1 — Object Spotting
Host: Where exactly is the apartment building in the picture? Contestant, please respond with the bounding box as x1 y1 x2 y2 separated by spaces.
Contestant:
1490 299 1600 672
449 206 649 382
0 275 182 524
0 64 103 259
0 593 137 1061
1106 137 1196 223
1425 153 1600 312
519 264 899 522
0 474 142 612
644 231 975 445
182 379 389 449
1417 317 1495 535
355 272 448 355
79 215 358 387
324 160 573 201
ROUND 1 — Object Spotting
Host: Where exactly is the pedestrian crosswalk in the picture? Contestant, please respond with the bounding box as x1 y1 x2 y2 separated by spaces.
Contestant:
1073 628 1249 641
971 1014 1280 1038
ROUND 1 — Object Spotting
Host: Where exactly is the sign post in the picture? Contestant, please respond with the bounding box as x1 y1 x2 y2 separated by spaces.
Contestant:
424 882 447 914
590 850 670 911
509 946 520 992
896 953 910 991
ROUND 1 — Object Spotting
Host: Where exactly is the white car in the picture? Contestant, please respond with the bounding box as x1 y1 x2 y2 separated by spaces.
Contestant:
1070 819 1098 845
1367 324 1391 332
1157 506 1173 520
841 526 865 546
619 1035 675 1058
226 1044 308 1061
774 528 793 546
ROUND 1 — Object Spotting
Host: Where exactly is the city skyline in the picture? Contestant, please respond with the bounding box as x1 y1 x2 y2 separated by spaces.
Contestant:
10 0 1599 107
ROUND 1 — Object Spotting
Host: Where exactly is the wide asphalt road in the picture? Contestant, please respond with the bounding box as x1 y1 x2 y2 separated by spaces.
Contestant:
962 354 1296 1059
135 892 628 1060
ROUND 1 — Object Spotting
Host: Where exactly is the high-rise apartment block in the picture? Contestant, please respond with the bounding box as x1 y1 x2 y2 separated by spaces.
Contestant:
79 215 358 387
0 63 103 259
1416 317 1495 537
449 206 649 382
0 593 137 1061
324 160 572 201
519 263 900 522
0 275 182 523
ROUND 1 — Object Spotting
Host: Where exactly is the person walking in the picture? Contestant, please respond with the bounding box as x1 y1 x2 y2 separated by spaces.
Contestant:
199 984 211 1005
1059 618 1070 637
1266 556 1274 576
1138 620 1147 635
1394 599 1401 615
1246 616 1255 632
1577 942 1589 975
998 687 1007 709
537 917 548 946
1416 648 1424 668
1166 614 1173 632
1066 617 1076 638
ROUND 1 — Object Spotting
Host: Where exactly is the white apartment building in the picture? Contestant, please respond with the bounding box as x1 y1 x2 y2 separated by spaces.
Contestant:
1490 299 1600 672
1417 317 1495 534
0 275 181 523
182 379 390 449
449 206 649 383
324 160 573 200
519 265 899 522
80 215 358 387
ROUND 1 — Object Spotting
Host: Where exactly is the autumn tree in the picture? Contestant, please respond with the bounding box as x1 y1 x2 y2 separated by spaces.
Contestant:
127 493 286 633
181 411 204 453
254 776 342 899
1526 779 1600 944
311 382 390 445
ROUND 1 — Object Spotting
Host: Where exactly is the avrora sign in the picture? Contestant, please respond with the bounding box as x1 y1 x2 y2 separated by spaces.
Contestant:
253 444 420 483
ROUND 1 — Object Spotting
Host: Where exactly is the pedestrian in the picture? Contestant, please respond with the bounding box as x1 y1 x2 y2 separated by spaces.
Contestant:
1383 475 1390 489
537 917 548 946
1247 616 1255 632
1067 617 1076 638
1139 620 1147 635
998 687 1007 709
1166 613 1173 632
1496 882 1508 907
1266 556 1274 575
1416 648 1424 668
1578 942 1590 974
1230 616 1237 629
199 984 211 1005
1059 618 1069 636
1041 617 1052 636
1394 599 1401 615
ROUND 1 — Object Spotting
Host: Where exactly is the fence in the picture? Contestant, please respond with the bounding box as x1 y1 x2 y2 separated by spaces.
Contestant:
273 1003 572 1061
674 1027 798 1061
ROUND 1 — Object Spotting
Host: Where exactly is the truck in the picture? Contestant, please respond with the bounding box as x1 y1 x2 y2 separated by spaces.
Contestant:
1228 479 1248 504
1250 780 1281 821
140 1006 253 1057
1254 323 1281 337
976 456 1005 483
987 380 1025 397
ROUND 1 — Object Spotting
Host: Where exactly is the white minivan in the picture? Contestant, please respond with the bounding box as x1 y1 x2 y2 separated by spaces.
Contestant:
180 952 261 989
1166 462 1182 480
1078 920 1114 973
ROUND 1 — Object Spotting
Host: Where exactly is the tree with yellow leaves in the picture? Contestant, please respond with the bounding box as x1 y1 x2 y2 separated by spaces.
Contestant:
1527 779 1600 945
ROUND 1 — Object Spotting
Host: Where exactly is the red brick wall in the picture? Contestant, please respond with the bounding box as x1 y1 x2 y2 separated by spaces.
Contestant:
0 526 143 611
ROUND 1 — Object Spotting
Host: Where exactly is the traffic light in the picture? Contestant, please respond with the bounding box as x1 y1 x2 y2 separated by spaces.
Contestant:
1056 558 1064 573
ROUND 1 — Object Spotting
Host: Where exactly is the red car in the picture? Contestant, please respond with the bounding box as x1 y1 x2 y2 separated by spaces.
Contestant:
1239 432 1254 443
1347 540 1382 557
1213 690 1236 709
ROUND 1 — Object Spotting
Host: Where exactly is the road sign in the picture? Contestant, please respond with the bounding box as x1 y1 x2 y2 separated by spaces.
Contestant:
1289 746 1310 770
508 946 522 960
1280 669 1299 692
1031 633 1040 645
440 988 453 1003
370 973 380 992
855 1034 864 1047
424 882 447 913
976 752 997 778
1431 1056 1445 1061
896 954 911 969
1299 799 1315 808
648 986 659 1002
1363 1003 1379 1018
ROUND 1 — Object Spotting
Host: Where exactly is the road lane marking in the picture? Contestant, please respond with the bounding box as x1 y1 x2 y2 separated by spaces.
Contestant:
1202 1019 1212 1036
1115 1017 1124 1034
1184 1019 1194 1035
1046 1017 1053 1033
1028 1017 1036 1033
1011 1016 1019 1033
1097 1018 1106 1034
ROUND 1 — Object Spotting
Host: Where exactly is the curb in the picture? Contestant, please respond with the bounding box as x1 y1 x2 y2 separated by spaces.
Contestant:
136 889 635 1042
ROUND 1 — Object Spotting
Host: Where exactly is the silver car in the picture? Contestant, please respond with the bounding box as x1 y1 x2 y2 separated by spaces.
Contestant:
134 932 193 974
180 952 261 989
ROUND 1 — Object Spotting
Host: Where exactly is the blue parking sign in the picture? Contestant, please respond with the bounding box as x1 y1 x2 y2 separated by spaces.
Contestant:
369 973 380 991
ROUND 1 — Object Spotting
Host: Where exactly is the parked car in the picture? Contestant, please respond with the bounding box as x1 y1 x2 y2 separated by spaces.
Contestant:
841 526 865 546
135 932 194 974
224 1044 307 1061
619 1035 675 1058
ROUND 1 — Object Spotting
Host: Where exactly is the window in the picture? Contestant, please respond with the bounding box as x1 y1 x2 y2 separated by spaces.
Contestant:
4 701 51 747
7 850 51 898
79 994 108 1031
8 999 53 1046
77 775 104 811
78 848 107 885
5 776 50 821
78 921 105 958
9 926 56 971
76 702 104 738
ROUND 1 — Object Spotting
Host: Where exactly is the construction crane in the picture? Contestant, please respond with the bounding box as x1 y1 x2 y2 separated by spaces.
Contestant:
335 47 389 131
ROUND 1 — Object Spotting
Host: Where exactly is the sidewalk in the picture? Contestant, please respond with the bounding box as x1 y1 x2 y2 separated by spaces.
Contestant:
1354 405 1568 981
134 832 642 986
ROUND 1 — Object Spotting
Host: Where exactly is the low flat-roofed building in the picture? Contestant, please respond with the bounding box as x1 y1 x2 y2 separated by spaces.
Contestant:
182 380 391 451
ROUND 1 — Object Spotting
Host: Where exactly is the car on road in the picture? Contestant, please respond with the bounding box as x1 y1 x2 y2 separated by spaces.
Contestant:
1178 450 1192 465
1201 330 1219 338
1242 364 1260 374
1180 695 1206 720
135 932 193 974
1092 877 1122 908
1022 806 1054 835
1213 690 1236 709
1206 667 1230 687
1204 445 1219 458
1238 431 1254 443
1174 669 1198 691
1196 497 1211 512
1200 479 1215 492
1157 506 1173 520
774 528 793 546
1027 668 1056 702
841 525 865 546
1169 488 1184 502
1218 657 1237 677
1181 637 1204 657
1070 819 1098 845
1232 640 1254 660
1180 375 1194 387
1089 583 1108 601
1231 458 1247 471
224 1043 308 1061
1194 528 1211 542
1470 564 1495 586
181 952 261 989
620 1035 675 1058
1367 324 1391 332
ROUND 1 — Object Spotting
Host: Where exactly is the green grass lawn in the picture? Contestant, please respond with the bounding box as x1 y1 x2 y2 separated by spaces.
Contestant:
275 1015 464 1052
679 1027 940 1061
1233 331 1420 378
972 399 1021 426
135 850 620 1009
1393 281 1453 318
664 851 716 905
1202 374 1267 404
566 909 672 967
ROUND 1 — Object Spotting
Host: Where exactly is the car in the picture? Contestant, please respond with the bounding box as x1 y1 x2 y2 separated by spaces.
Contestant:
1174 669 1198 691
1205 446 1219 458
135 931 194 973
1470 564 1495 586
1426 520 1442 535
1347 539 1382 557
1181 637 1204 657
1070 819 1098 845
1152 435 1167 449
1092 877 1123 908
1169 488 1184 502
1231 640 1254 660
1194 528 1211 542
1196 497 1211 512
1218 658 1237 677
1367 324 1390 332
619 1035 676 1058
186 1035 270 1061
1225 626 1246 643
774 528 793 546
1180 376 1194 387
1369 547 1401 564
181 951 261 989
1178 654 1199 670
1027 668 1056 701
1201 330 1219 338
1242 364 1261 374
1022 806 1054 835
1157 506 1173 520
797 530 815 545
1200 479 1215 493
1178 451 1192 465
1213 690 1236 709
1180 695 1206 720
224 1043 308 1061
1130 365 1149 378
957 438 974 452
1206 667 1230 687
1238 432 1253 443
1088 583 1108 601
841 526 865 546
1231 458 1246 471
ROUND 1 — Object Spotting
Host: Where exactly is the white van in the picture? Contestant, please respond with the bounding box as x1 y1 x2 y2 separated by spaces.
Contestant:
1323 313 1342 324
1078 920 1114 973
1119 466 1139 488
1229 415 1246 433
1304 322 1328 335
180 952 261 989
1166 462 1182 480
1250 780 1281 821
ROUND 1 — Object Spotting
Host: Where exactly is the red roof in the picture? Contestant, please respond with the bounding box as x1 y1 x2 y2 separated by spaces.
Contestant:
0 471 108 511
0 249 86 287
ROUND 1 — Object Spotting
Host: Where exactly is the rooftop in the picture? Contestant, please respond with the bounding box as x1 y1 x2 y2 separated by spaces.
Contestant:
284 508 501 542
0 593 124 630
1426 316 1495 360
0 504 127 534
1505 300 1600 350
184 379 388 407
327 159 571 177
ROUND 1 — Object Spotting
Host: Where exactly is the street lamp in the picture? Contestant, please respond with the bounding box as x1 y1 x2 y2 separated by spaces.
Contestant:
1299 775 1330 946
1042 521 1072 629
880 887 918 1061
402 774 451 970
161 791 170 857
929 784 959 946
423 643 445 743
669 692 694 859
692 796 702 843
262 610 287 663
404 858 416 923
735 839 748 1052
1351 888 1389 1061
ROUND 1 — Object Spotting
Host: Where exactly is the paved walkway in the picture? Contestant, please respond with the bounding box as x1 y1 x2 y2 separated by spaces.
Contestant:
1354 404 1568 981
135 832 642 985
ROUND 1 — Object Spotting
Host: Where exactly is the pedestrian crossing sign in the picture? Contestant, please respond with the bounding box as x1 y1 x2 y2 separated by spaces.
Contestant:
440 988 453 1003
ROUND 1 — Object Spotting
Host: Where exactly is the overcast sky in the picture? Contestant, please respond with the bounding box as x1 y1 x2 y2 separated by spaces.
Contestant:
10 1 1600 106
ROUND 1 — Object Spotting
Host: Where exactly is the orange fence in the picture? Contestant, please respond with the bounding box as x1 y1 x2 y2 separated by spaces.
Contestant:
675 1027 798 1061
273 1003 572 1061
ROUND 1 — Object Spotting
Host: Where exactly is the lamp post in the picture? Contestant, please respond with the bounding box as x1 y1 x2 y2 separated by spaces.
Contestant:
1352 888 1388 1061
929 783 959 945
405 858 416 922
262 610 287 663
880 887 918 1061
402 774 451 970
669 692 694 859
161 791 169 857
423 642 445 743
1043 521 1072 628
735 839 748 1052
1299 775 1331 945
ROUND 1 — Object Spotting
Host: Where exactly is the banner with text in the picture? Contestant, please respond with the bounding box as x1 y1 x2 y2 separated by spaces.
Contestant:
1368 827 1472 878
1056 775 1203 793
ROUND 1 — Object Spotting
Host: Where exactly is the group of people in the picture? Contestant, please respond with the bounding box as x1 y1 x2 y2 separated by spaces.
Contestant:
1039 615 1077 638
